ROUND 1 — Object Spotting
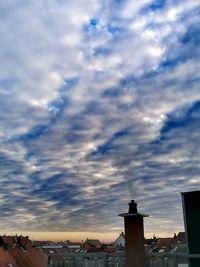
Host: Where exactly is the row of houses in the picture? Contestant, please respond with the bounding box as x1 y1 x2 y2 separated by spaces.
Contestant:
0 235 121 267
114 231 186 253
39 238 116 254
0 232 187 267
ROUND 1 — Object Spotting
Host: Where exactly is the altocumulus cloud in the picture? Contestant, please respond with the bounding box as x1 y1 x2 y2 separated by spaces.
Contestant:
0 0 200 236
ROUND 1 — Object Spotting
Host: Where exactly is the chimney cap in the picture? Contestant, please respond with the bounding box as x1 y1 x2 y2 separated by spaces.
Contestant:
128 200 138 214
119 200 148 218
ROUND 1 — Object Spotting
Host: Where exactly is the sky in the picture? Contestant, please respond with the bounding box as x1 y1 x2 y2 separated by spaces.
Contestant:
0 0 200 242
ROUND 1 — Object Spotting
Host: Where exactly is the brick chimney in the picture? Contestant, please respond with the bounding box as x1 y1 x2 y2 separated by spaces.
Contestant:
119 200 148 267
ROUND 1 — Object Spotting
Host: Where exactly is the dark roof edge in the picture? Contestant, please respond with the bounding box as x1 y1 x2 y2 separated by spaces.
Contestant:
181 189 200 195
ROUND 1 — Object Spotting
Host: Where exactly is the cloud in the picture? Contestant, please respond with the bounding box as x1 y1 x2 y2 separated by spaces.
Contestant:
0 0 199 237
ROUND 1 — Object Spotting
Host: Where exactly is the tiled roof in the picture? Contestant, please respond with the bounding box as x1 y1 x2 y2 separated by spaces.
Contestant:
3 236 15 246
42 247 79 254
104 247 116 253
0 235 47 267
156 238 174 248
85 239 102 248
19 236 32 246
9 246 47 267
0 247 17 267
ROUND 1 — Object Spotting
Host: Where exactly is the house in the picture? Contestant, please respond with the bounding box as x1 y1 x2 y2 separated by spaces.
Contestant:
152 237 175 253
145 235 158 254
83 239 102 252
172 232 187 253
84 239 102 248
150 232 187 255
175 232 186 245
113 232 125 248
145 235 158 246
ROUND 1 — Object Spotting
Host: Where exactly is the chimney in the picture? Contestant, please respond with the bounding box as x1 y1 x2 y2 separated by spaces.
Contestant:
119 200 148 267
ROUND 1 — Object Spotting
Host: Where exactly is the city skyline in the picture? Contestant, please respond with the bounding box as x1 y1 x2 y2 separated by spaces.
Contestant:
0 0 199 240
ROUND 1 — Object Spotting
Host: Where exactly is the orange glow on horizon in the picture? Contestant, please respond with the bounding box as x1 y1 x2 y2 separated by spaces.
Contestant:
1 231 119 243
0 229 184 242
